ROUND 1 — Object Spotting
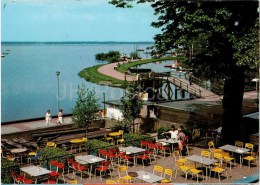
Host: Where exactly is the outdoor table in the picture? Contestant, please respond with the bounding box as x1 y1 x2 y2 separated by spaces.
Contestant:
109 132 122 137
11 148 27 163
70 138 86 152
75 155 105 179
186 154 217 180
136 170 164 183
219 144 250 167
120 146 146 166
109 132 122 144
20 165 51 183
158 138 179 151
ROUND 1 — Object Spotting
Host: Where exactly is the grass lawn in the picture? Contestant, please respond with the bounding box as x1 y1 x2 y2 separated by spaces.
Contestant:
79 56 180 87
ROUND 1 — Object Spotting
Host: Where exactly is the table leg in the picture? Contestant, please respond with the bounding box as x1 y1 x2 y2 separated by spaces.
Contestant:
89 165 92 179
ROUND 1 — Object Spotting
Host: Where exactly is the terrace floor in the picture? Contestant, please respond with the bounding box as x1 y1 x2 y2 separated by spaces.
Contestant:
59 140 258 184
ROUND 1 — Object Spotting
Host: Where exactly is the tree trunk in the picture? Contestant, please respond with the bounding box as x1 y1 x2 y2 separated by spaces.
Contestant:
222 67 245 144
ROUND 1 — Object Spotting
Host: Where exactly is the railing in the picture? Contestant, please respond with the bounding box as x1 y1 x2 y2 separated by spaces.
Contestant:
165 76 202 98
189 76 222 95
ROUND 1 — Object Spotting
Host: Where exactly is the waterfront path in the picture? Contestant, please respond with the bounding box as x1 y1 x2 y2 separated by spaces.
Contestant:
98 61 135 81
1 117 72 135
1 91 257 136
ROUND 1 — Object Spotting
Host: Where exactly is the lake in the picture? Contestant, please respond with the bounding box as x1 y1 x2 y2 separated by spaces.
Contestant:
1 42 188 122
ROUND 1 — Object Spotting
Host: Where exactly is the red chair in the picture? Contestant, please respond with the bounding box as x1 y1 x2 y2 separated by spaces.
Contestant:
157 142 171 158
56 162 65 182
137 151 150 168
10 170 24 184
120 152 133 167
140 141 149 149
72 162 89 180
98 149 107 158
22 177 34 184
67 158 75 174
50 160 59 171
94 165 111 181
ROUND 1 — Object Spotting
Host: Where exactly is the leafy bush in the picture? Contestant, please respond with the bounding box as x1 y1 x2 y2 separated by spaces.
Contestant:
85 139 116 154
124 133 155 147
111 120 130 133
157 126 170 136
39 147 72 168
1 158 18 183
130 51 139 59
95 51 120 63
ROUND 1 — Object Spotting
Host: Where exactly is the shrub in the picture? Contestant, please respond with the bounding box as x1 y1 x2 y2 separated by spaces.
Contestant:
85 139 116 155
124 133 155 147
1 158 19 183
39 147 72 168
157 126 170 136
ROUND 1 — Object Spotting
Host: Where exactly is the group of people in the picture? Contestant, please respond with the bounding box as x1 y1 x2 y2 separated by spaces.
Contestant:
45 109 63 127
162 125 187 154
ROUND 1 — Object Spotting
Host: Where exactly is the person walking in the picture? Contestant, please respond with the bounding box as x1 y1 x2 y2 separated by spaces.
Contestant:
45 110 52 126
57 109 63 125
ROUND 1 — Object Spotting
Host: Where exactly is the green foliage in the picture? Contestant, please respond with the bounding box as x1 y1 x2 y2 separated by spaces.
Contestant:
119 82 144 133
85 139 116 154
124 133 155 147
95 53 107 60
157 126 170 136
39 148 72 167
111 120 131 133
129 51 139 59
72 84 99 128
95 51 121 63
1 158 18 183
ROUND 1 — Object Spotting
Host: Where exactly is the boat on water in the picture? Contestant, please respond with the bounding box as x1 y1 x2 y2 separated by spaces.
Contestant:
1 55 5 58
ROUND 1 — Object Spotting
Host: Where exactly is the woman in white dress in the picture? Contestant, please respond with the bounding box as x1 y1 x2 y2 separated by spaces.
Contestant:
57 109 63 125
45 110 51 126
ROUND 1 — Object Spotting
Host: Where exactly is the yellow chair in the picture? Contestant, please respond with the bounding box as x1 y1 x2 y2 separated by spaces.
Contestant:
153 165 164 177
46 141 56 148
68 179 78 184
201 150 211 158
117 166 132 183
235 141 244 148
106 180 117 184
189 167 204 183
245 143 254 155
175 165 190 180
223 155 236 170
175 157 188 167
116 177 128 184
209 166 228 182
160 168 173 183
104 134 113 143
172 150 181 161
208 141 223 156
117 130 124 145
213 152 223 167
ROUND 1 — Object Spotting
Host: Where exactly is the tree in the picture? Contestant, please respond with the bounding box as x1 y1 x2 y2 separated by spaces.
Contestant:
72 83 99 129
130 51 139 59
110 0 259 143
119 82 143 133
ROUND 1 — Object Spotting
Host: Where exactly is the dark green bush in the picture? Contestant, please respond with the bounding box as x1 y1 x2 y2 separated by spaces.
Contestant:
85 139 116 154
39 147 72 168
157 126 170 136
124 133 155 147
1 158 18 183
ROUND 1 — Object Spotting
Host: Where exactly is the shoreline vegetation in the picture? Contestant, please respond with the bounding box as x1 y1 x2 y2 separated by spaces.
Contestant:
79 56 178 87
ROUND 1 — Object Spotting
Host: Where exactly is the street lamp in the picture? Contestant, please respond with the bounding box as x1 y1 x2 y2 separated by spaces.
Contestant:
56 71 61 111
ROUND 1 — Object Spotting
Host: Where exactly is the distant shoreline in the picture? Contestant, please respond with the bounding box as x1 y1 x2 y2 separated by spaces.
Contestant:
1 41 154 45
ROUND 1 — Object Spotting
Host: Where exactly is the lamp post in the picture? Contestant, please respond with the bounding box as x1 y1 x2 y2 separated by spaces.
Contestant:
56 71 60 111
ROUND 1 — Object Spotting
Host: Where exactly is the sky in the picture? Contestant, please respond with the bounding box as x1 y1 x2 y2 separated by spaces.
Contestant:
1 0 160 42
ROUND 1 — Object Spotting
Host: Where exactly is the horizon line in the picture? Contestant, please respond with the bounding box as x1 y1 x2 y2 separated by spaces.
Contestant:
2 41 154 43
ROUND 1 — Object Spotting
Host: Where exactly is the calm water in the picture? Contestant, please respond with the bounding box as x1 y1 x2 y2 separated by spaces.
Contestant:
1 43 187 122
